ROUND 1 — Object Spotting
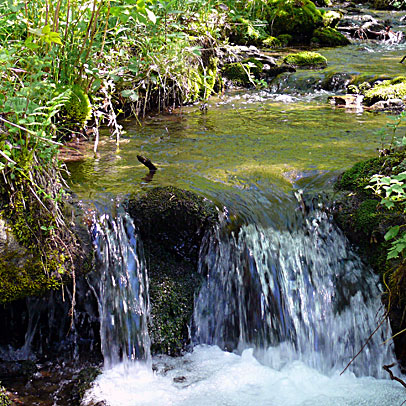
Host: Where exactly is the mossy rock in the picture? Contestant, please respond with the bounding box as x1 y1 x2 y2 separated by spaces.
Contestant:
373 0 402 9
57 85 92 129
222 58 263 86
70 366 102 405
311 27 350 47
354 199 380 234
267 0 324 42
127 187 218 354
186 58 220 103
333 151 406 366
322 10 342 28
262 36 281 48
127 186 218 263
363 77 406 106
277 34 293 46
333 152 406 277
228 16 268 46
147 251 200 355
283 51 327 68
0 216 62 304
335 152 406 193
314 0 332 5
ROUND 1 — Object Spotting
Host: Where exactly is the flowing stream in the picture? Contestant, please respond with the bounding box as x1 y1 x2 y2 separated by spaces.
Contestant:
70 38 406 405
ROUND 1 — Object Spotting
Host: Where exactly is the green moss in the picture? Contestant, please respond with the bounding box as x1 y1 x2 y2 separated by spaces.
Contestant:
228 16 267 46
148 259 199 355
277 34 293 46
283 51 327 68
128 186 218 354
268 0 323 41
314 0 332 5
364 77 406 106
223 58 263 86
0 253 61 304
0 186 73 304
336 152 406 192
186 58 220 102
322 10 342 27
354 199 380 234
57 85 92 128
223 62 250 85
72 367 101 404
262 36 281 48
311 27 350 47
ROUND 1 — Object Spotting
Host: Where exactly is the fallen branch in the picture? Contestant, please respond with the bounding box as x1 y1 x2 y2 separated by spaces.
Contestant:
383 363 406 389
137 155 157 171
341 314 388 375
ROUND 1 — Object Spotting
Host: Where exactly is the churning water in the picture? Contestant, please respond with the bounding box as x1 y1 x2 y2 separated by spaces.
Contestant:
90 211 151 368
84 201 405 406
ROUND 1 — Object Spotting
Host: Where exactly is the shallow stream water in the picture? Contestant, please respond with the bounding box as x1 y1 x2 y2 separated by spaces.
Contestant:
69 38 406 406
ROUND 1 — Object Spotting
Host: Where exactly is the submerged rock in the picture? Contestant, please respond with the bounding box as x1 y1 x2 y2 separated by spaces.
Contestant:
127 187 218 354
329 94 364 110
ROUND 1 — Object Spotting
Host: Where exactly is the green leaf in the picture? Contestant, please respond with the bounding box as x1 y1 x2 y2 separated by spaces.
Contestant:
385 225 400 241
42 24 51 35
121 89 138 101
146 8 156 24
49 32 62 45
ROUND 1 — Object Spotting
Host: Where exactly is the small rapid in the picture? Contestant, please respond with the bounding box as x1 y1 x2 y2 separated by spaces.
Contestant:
194 198 392 378
90 211 151 368
83 197 405 406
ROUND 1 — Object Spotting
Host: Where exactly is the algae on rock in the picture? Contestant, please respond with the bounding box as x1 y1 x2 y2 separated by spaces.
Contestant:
127 186 218 355
283 51 327 68
311 27 350 47
363 77 406 106
333 152 406 365
268 0 324 41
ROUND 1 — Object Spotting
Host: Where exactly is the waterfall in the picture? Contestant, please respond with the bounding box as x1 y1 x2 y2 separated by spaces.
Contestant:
194 205 394 378
91 211 151 368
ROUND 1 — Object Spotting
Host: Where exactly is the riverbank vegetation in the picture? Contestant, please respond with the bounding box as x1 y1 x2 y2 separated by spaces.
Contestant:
333 114 406 363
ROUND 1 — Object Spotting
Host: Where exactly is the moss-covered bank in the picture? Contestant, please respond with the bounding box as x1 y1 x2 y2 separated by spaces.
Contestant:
127 186 218 355
333 151 406 365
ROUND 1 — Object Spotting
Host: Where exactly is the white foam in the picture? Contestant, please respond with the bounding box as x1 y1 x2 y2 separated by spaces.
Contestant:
83 345 405 406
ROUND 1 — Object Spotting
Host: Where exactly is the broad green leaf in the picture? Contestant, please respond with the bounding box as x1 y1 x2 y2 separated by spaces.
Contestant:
384 225 400 241
42 24 51 35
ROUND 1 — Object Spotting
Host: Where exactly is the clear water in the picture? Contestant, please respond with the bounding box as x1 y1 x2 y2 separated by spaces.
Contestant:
74 41 406 405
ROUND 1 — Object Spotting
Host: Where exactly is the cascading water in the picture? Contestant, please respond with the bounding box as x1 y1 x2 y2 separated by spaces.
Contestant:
84 198 406 406
90 210 151 368
193 198 393 378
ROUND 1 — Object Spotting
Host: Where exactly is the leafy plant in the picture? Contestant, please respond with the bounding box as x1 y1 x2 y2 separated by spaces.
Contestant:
367 172 406 259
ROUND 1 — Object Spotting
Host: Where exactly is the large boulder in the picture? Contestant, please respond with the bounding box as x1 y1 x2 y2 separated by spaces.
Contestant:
127 186 218 354
267 0 323 42
311 27 350 46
